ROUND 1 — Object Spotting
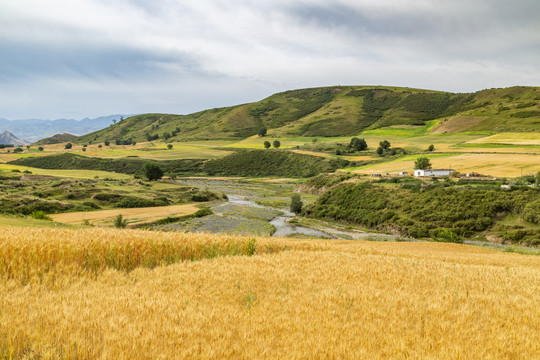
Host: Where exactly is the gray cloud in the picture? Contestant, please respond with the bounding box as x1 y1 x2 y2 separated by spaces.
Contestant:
0 0 538 119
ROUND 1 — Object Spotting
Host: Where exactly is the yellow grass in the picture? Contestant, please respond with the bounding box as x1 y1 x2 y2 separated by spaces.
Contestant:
467 132 540 145
289 149 330 157
1 226 539 359
429 116 488 134
50 204 200 226
353 153 540 177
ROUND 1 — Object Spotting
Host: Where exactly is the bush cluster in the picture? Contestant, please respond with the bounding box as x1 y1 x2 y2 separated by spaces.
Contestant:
305 182 539 244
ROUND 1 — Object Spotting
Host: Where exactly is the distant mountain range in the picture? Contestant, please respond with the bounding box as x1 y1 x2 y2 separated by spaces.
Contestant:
0 115 128 143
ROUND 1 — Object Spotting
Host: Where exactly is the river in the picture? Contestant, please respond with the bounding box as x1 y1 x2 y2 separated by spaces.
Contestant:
226 194 331 238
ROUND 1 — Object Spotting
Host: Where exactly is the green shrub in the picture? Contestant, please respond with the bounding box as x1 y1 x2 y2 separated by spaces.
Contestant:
191 193 210 202
114 214 127 228
522 199 540 224
30 210 51 221
93 193 124 202
290 194 303 214
141 163 164 181
194 207 213 217
115 197 161 208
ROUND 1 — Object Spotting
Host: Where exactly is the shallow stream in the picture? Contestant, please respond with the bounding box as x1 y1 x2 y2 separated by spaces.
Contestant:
226 195 331 238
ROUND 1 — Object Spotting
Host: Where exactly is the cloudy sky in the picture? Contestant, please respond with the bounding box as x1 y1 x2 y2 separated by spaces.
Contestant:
1 0 539 120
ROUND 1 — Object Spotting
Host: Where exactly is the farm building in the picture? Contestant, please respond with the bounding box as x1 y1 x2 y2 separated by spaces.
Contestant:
414 169 455 177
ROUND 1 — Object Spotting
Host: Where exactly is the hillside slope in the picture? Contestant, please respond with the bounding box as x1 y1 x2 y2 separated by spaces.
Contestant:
35 133 78 145
77 86 540 144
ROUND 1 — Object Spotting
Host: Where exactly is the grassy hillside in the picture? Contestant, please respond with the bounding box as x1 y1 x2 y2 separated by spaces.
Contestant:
77 85 540 144
203 149 349 177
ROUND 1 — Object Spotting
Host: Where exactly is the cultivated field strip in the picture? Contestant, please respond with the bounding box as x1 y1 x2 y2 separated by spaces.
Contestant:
50 204 200 226
1 227 539 359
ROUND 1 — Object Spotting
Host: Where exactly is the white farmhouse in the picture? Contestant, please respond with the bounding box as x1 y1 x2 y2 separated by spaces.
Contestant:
414 169 455 177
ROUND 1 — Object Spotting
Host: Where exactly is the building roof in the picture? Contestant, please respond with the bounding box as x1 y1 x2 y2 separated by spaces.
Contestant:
414 169 455 171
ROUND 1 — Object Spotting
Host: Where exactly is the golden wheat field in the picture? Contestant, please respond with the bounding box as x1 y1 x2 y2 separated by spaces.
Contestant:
1 226 540 359
354 153 540 177
50 204 200 226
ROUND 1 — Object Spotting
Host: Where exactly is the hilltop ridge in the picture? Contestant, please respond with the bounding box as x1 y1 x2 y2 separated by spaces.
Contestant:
76 85 539 144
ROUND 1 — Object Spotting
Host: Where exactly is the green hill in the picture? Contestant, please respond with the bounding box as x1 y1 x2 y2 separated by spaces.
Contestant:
78 86 540 144
34 133 78 145
203 149 349 177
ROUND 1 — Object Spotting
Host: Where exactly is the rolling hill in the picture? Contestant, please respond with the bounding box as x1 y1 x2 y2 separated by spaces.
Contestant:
77 86 540 144
34 133 78 145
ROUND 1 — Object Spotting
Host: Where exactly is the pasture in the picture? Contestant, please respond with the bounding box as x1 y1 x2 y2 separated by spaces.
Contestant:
1 227 539 359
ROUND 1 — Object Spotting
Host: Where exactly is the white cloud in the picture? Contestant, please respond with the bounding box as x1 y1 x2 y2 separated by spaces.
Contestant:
0 0 539 119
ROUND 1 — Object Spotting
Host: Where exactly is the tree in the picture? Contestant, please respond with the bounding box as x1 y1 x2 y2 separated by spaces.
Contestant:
104 141 110 146
273 140 281 149
376 147 384 156
263 141 271 149
82 147 86 152
163 132 171 140
13 147 23 153
350 137 368 151
141 163 164 181
64 143 72 149
167 144 173 150
290 194 303 214
414 157 432 170
38 146 44 151
98 144 102 148
427 144 435 152
379 140 391 150
258 126 267 137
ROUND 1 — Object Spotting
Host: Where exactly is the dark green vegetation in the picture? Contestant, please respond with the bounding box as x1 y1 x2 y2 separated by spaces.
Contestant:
0 170 223 216
305 179 540 245
290 194 303 214
141 163 164 181
76 85 540 143
415 157 432 170
10 153 203 176
203 150 349 177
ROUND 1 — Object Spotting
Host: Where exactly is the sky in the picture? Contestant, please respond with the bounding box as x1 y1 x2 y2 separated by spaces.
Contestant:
1 0 539 120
